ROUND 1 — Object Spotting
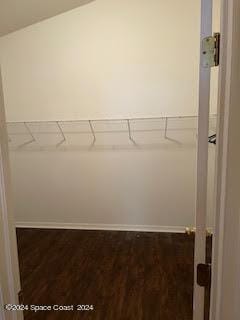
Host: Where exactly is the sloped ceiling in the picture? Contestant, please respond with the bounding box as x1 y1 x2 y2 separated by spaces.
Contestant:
0 0 95 36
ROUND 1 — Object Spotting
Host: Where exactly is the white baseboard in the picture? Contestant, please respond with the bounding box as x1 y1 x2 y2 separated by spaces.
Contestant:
15 221 186 233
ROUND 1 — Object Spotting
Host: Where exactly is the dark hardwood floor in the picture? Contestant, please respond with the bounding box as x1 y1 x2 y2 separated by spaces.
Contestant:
16 229 198 320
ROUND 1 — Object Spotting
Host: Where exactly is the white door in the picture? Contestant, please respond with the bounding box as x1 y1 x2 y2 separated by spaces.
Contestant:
194 0 216 319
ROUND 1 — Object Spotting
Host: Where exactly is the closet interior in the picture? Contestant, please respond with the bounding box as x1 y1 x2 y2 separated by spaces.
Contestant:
0 0 220 319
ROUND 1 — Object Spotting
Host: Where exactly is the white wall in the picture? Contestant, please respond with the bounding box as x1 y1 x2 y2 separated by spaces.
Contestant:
9 144 216 229
0 0 203 121
10 148 196 228
0 0 95 36
0 0 219 230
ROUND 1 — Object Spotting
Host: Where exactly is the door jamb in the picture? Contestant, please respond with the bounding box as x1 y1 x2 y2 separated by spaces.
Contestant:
0 68 23 320
210 0 240 319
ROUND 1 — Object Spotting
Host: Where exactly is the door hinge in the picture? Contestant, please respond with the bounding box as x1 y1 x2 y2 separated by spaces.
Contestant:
202 32 220 68
197 263 211 287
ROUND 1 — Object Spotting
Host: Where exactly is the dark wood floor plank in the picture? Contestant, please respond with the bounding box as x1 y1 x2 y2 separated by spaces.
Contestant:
16 229 197 320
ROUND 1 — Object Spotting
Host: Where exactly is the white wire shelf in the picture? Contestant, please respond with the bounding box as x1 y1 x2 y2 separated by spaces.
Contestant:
7 115 217 150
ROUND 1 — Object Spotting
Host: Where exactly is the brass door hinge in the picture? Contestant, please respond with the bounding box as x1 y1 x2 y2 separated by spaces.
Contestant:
197 263 211 287
202 32 220 67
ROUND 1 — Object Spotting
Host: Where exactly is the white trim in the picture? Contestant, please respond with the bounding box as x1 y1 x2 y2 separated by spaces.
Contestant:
210 0 240 319
210 0 230 318
194 0 213 319
0 68 22 320
0 284 6 320
15 222 186 233
0 150 18 320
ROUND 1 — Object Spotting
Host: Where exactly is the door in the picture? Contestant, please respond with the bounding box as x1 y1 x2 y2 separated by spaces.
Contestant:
194 0 217 319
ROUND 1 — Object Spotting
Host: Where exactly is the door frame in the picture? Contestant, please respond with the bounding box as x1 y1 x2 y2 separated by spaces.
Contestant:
194 0 213 318
0 1 239 319
0 68 23 320
210 0 240 319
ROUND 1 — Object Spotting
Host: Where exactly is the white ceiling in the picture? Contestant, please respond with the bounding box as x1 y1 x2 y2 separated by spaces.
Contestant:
0 0 95 36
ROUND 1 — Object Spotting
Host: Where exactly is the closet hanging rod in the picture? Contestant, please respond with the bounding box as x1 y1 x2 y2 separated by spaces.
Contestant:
7 114 217 149
7 114 216 124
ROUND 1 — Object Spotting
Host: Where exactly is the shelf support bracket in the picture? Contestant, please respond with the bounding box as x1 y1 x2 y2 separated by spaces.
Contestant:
127 119 137 145
56 122 66 147
89 120 96 147
18 122 36 148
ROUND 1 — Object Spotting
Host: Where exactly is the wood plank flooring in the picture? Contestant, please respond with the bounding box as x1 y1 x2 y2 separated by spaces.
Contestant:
16 229 198 320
